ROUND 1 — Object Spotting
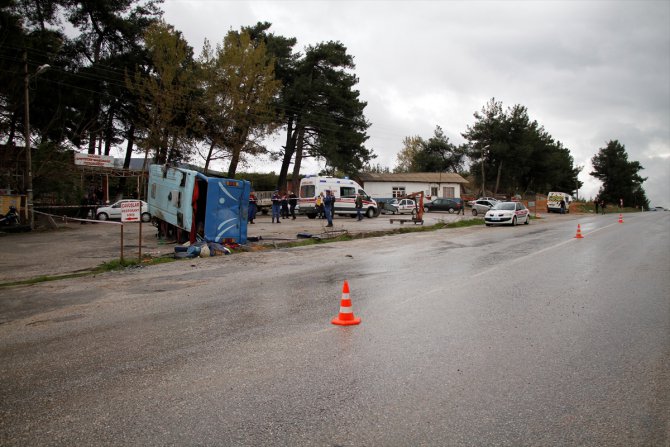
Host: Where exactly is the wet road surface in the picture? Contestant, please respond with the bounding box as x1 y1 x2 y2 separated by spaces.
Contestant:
1 212 668 445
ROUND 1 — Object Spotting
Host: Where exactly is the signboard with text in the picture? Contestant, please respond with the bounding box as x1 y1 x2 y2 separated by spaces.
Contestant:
121 201 141 222
74 153 115 168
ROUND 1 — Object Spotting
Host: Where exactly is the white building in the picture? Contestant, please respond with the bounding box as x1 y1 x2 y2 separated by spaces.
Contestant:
357 172 469 199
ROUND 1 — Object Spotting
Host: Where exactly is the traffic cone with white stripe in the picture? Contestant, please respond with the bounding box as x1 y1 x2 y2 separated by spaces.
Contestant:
618 214 623 223
332 280 361 326
574 223 584 239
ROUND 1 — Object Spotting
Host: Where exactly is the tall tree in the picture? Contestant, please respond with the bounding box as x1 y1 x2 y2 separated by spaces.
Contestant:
412 126 467 173
590 140 648 208
64 0 163 154
196 30 281 176
127 20 197 165
275 41 373 190
394 135 423 172
463 98 581 196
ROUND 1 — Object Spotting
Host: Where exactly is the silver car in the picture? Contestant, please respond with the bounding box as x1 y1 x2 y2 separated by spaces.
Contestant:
471 199 498 216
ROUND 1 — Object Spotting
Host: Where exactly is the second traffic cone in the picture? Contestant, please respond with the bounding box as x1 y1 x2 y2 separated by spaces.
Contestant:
618 214 623 223
332 280 361 326
575 223 584 239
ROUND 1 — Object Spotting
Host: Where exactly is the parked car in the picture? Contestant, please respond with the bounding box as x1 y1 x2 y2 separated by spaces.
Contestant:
424 198 463 213
471 199 498 216
396 198 417 215
484 201 530 226
468 196 498 206
96 199 151 222
376 198 399 215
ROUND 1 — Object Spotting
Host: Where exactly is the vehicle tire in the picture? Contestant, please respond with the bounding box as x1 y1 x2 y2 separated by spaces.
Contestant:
412 208 417 217
261 208 269 215
472 209 478 216
307 213 317 219
486 223 491 226
96 212 109 221
141 212 151 223
423 206 429 213
512 216 517 226
366 207 375 218
524 215 530 224
448 208 455 214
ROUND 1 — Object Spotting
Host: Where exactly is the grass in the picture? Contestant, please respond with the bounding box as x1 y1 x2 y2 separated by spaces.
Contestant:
1 218 486 287
0 254 176 289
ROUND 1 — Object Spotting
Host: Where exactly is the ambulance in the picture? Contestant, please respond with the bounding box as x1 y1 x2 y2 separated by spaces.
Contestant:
546 191 572 213
298 176 379 219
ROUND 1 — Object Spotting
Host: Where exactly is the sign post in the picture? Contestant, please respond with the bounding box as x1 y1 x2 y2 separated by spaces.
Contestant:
121 201 142 261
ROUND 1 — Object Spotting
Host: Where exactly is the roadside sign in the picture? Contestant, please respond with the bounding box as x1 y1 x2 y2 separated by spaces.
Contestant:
121 201 141 222
74 153 115 168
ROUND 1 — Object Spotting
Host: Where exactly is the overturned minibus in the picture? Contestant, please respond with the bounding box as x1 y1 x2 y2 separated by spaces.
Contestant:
147 165 250 244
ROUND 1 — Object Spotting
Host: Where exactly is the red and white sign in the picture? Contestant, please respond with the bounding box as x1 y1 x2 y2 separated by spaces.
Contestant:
121 201 141 222
74 153 115 168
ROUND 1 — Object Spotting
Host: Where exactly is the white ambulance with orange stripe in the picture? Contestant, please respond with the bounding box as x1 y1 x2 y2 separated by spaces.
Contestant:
298 176 379 219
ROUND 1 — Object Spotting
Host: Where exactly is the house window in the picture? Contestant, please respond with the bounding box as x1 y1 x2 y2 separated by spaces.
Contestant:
430 186 438 197
392 186 406 198
443 186 455 198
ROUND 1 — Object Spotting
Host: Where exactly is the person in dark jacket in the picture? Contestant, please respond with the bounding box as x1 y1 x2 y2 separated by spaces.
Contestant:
323 190 334 227
355 194 363 221
248 192 257 224
271 190 281 223
288 191 298 220
281 194 289 219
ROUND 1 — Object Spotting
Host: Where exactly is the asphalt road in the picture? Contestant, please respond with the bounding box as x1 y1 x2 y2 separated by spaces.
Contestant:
0 208 471 283
0 212 668 446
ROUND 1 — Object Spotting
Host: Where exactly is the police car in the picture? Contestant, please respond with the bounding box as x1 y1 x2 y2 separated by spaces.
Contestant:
484 201 530 226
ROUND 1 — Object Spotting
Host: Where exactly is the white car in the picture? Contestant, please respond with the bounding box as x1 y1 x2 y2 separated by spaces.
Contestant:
96 200 151 222
471 199 498 216
484 201 530 226
396 198 417 215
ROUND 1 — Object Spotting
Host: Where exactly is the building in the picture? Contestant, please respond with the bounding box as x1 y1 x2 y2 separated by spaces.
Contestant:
357 172 469 199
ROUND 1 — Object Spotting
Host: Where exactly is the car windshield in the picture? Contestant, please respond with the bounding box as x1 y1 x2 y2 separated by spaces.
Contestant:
492 202 516 211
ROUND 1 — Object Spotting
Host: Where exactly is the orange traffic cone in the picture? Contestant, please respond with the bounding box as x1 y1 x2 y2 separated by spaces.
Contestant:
332 280 361 326
574 223 584 239
618 214 623 223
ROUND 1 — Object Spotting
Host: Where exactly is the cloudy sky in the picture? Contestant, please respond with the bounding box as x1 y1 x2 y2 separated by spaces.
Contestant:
161 0 670 206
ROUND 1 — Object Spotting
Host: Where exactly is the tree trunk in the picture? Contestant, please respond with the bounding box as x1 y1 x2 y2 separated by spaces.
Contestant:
291 125 305 193
118 124 136 194
204 140 215 174
494 160 503 195
277 116 296 191
481 156 486 196
123 124 135 169
227 147 240 178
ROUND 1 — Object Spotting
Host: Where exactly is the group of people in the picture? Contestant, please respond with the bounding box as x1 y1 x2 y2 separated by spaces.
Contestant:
247 189 366 228
247 190 298 224
594 199 607 215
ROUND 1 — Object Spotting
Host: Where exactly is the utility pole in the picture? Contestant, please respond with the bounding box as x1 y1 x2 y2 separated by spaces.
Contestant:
23 50 33 230
23 50 49 230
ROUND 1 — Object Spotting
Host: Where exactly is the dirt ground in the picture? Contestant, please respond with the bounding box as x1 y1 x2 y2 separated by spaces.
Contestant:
0 210 483 283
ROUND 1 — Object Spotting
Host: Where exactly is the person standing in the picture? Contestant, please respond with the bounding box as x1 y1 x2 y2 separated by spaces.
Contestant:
281 193 289 219
316 193 324 219
288 191 298 220
355 193 363 221
323 190 334 227
600 200 606 215
460 198 466 215
560 198 566 214
271 190 281 223
594 198 599 215
248 192 257 224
